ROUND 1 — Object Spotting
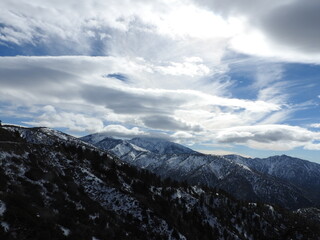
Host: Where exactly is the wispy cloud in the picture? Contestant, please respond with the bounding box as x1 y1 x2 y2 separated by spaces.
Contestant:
214 124 320 151
1 0 320 159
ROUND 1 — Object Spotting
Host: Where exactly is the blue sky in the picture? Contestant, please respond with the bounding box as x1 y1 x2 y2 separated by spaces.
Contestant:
1 0 320 163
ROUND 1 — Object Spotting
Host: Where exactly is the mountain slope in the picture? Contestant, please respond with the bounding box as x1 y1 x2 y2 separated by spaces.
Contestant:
129 137 196 154
225 154 320 205
1 126 320 239
82 134 319 209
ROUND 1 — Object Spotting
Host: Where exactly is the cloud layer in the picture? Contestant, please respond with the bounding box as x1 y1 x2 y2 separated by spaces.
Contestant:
1 56 319 152
2 0 320 62
0 0 320 156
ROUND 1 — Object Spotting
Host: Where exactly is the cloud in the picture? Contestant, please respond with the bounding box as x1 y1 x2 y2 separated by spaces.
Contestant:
24 105 105 132
0 0 230 62
197 149 252 157
23 105 146 138
0 56 295 145
141 115 203 132
80 85 187 115
214 124 320 150
99 124 146 138
0 56 319 154
155 59 210 77
2 0 320 63
310 123 320 128
304 143 320 150
1 0 320 158
0 56 281 116
196 0 320 63
258 0 320 53
170 131 196 145
171 131 194 140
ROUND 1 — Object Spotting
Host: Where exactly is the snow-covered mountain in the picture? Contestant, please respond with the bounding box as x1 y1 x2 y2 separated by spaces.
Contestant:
4 125 97 150
224 154 320 205
129 137 196 154
2 125 319 239
81 133 196 154
80 133 151 160
81 134 320 210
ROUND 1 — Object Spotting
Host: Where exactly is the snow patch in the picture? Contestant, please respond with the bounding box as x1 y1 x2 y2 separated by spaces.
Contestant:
1 222 9 232
0 201 6 216
60 226 70 236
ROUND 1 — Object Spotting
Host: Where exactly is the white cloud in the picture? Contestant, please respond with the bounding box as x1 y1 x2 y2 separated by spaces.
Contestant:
197 0 320 63
0 55 319 153
197 149 252 157
304 143 320 150
0 56 280 113
0 56 296 144
1 1 320 157
24 106 105 132
1 0 320 63
171 131 194 140
100 125 146 138
310 123 320 128
214 124 320 151
156 60 210 77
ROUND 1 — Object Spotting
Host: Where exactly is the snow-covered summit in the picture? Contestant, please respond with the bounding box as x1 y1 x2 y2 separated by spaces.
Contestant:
128 137 196 154
80 134 196 155
80 132 115 145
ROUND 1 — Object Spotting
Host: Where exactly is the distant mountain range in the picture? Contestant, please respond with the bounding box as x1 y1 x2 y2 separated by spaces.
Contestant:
1 125 319 239
81 133 320 210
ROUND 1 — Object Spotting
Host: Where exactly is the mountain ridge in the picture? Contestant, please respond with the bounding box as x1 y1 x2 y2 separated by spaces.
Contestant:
80 133 196 155
81 133 320 210
2 125 319 239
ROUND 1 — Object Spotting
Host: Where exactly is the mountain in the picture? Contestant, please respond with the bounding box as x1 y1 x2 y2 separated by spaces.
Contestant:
80 133 196 155
129 137 196 154
81 134 320 210
80 134 123 150
4 125 96 150
224 154 320 205
80 133 150 160
1 125 320 239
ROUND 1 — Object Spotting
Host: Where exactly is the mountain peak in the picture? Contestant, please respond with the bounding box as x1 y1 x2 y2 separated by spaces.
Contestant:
128 137 196 154
80 133 197 155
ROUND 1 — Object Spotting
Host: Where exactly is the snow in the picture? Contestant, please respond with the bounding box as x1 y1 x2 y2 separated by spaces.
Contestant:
81 132 112 144
82 134 315 210
172 190 182 199
60 226 70 236
129 137 195 154
74 167 145 221
1 125 318 240
1 222 9 232
191 186 205 195
170 188 197 212
130 143 149 152
236 163 252 172
89 213 99 220
112 143 134 156
80 167 104 184
0 201 6 216
266 205 275 213
4 126 98 153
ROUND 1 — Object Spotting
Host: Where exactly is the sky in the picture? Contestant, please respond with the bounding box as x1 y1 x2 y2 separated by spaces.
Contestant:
1 0 320 163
